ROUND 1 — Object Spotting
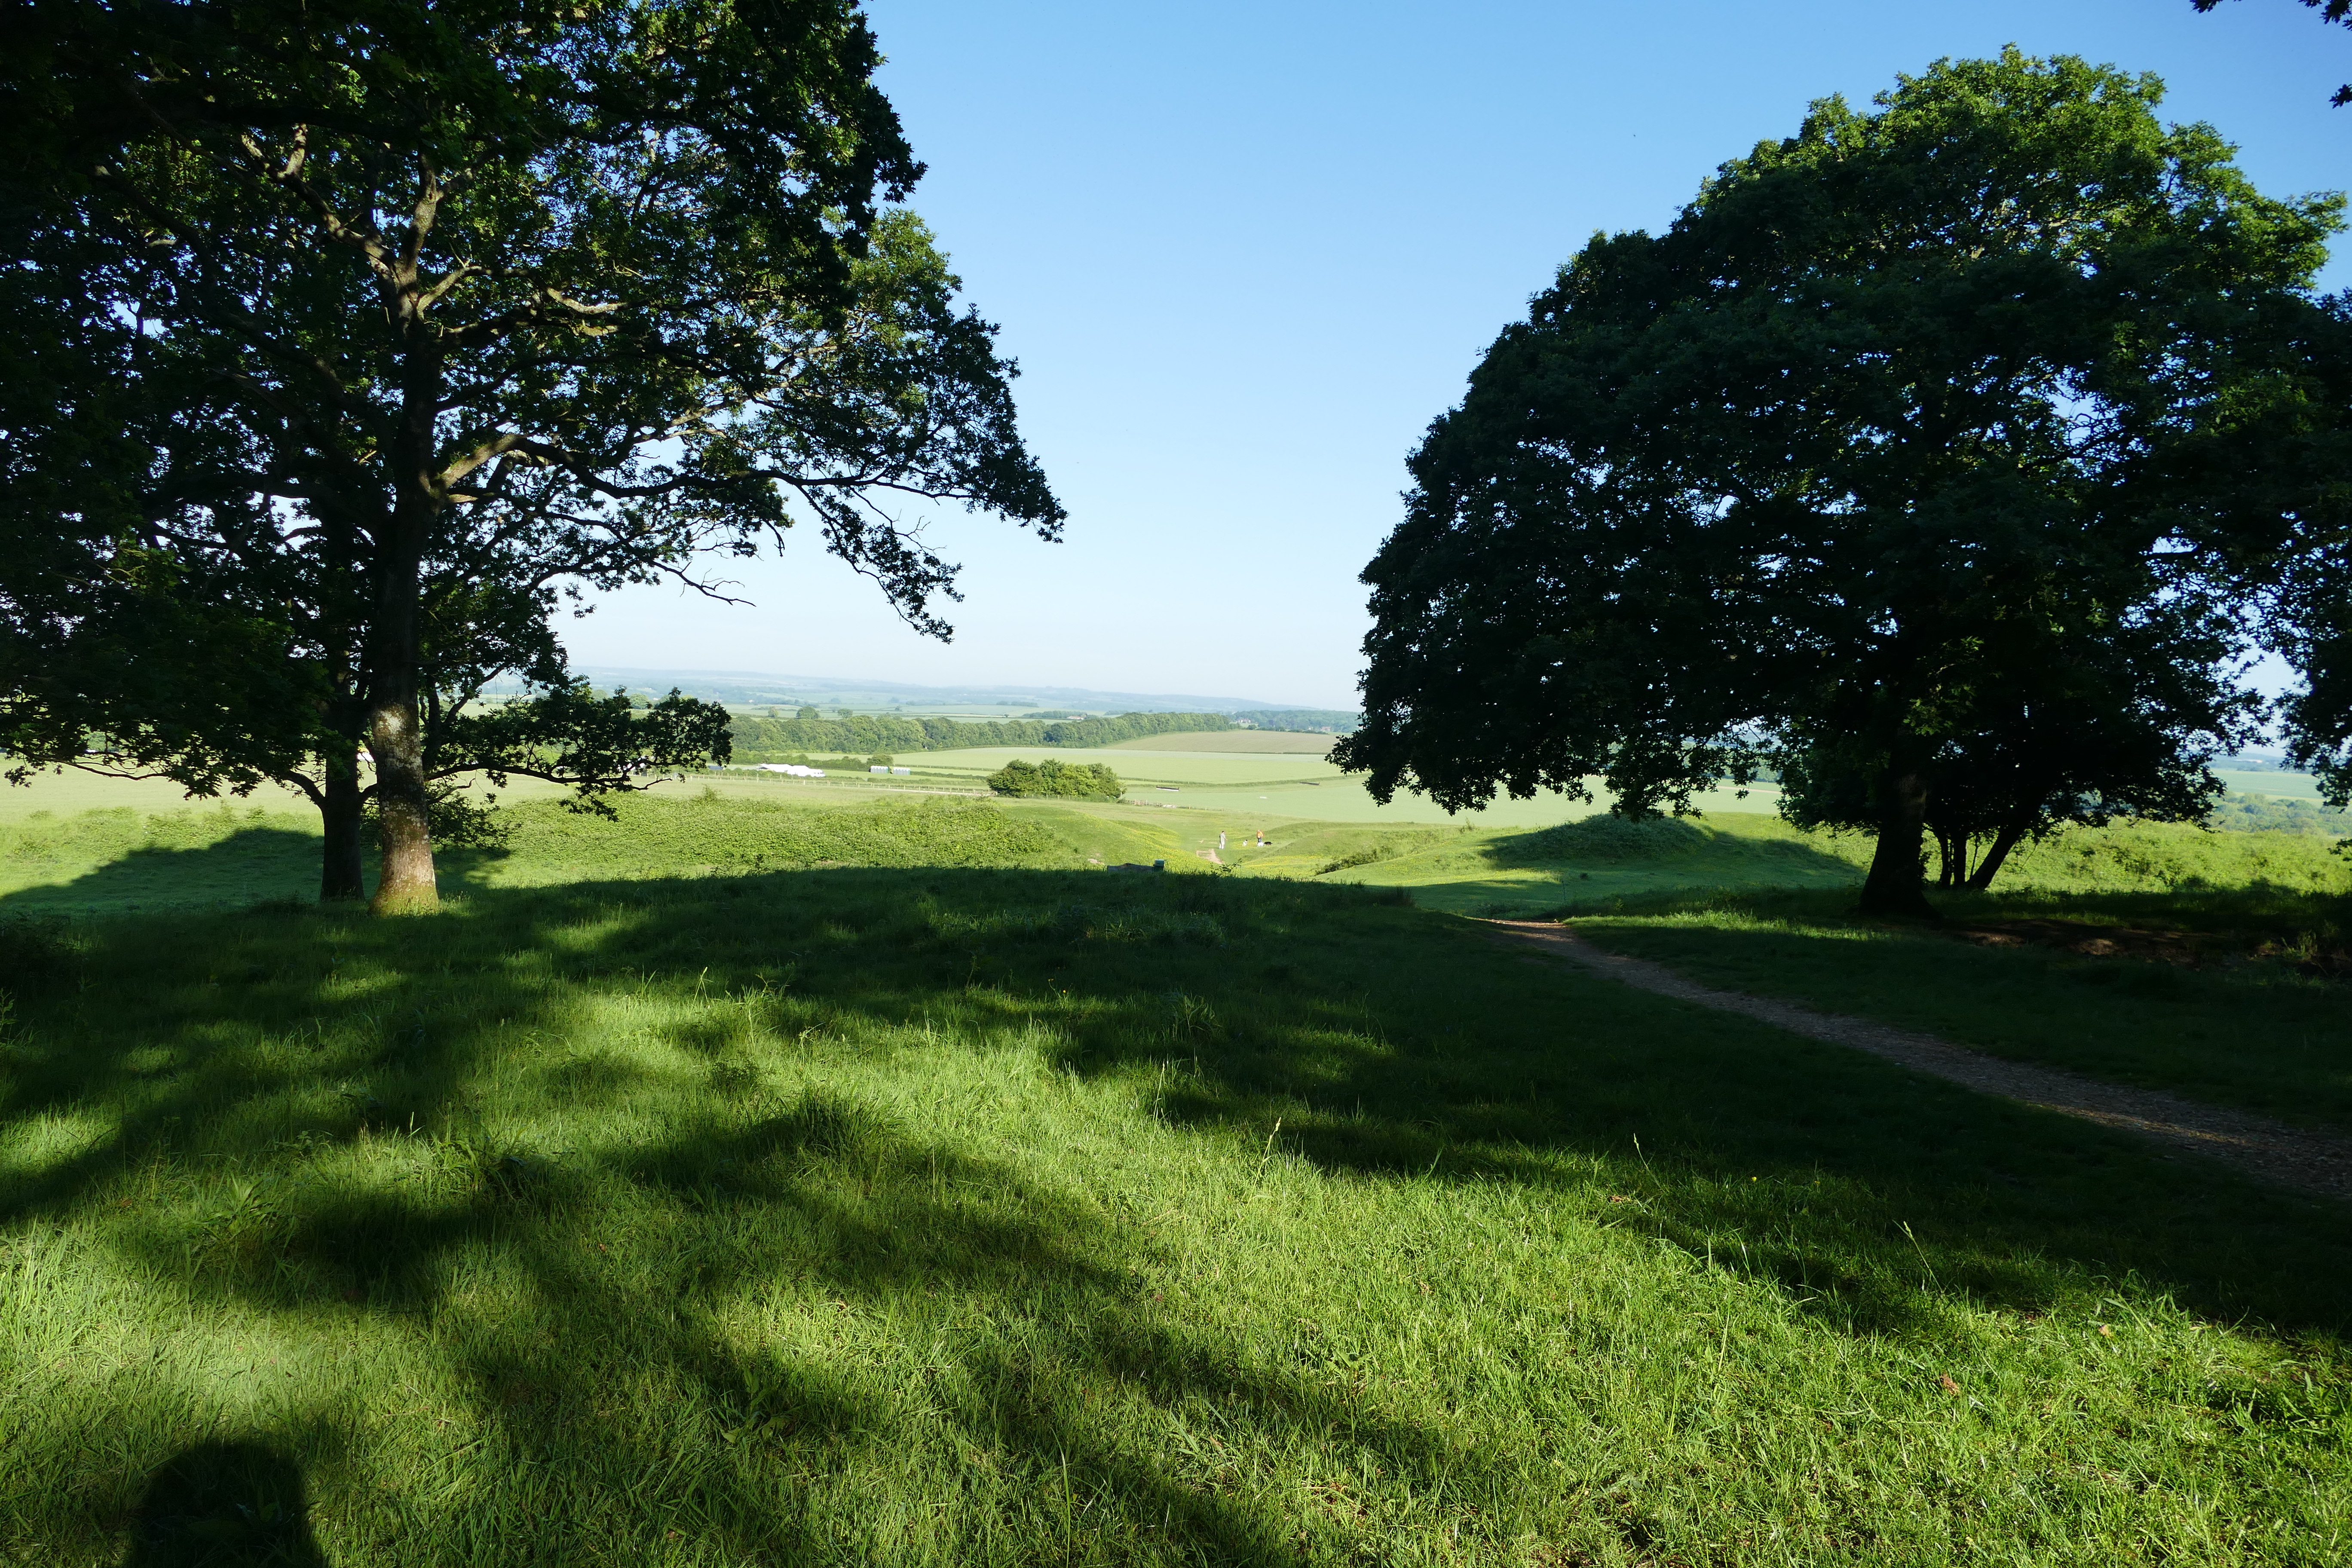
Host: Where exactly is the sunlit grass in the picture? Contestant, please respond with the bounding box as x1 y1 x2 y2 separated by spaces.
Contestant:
3 863 2349 1563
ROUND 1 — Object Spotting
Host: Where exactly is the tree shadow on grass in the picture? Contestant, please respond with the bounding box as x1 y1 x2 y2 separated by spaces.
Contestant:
2 884 1484 1562
70 1081 1456 1563
120 1441 323 1567
3 867 2350 1556
0 827 330 918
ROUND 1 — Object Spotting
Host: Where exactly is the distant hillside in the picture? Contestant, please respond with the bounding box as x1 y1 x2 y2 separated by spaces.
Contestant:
548 667 1302 714
727 710 1233 760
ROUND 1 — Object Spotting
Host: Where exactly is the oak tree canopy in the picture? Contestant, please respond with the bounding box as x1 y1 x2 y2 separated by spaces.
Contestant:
1334 51 2346 914
1 0 1062 909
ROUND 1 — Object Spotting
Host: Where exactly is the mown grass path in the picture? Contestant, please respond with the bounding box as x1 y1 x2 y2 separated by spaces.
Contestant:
1492 920 2352 1201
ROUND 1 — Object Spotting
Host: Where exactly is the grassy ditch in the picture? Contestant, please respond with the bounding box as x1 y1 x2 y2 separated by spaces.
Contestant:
2 870 2349 1564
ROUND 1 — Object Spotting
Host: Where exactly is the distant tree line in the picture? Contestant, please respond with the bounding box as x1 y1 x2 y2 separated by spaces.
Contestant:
727 710 1231 759
1236 710 1359 735
2208 793 2352 836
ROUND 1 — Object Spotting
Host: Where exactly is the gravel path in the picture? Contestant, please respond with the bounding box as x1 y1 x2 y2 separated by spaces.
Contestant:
1488 919 2352 1201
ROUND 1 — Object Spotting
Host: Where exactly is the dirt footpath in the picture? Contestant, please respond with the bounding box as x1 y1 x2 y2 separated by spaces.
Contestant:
1490 919 2352 1202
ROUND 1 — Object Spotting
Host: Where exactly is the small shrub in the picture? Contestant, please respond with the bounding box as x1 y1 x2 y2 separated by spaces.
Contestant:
986 758 1123 801
1507 813 1712 865
1320 845 1393 875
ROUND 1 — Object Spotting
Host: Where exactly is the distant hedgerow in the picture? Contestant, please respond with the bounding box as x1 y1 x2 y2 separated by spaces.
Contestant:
985 759 1123 801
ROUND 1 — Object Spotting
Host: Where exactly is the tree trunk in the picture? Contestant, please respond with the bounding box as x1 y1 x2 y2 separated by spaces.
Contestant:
365 501 437 913
367 688 435 913
368 276 445 915
320 746 367 902
1933 827 1966 888
1858 761 1938 919
1964 822 2027 891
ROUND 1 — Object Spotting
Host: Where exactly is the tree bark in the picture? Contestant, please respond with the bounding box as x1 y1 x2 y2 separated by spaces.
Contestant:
368 700 435 911
364 493 437 912
367 254 445 915
1932 827 1967 888
319 746 367 902
1858 760 1938 919
365 554 436 912
1964 823 2027 891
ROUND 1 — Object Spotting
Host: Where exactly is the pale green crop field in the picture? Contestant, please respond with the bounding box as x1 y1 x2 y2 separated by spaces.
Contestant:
1106 731 1337 755
0 769 319 823
896 745 1343 788
2216 768 2324 801
891 745 1779 827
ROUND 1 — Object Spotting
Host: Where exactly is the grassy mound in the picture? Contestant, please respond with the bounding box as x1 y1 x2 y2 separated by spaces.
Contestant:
0 805 325 916
2 872 2349 1563
1318 811 2352 916
1993 818 2352 893
485 791 1081 879
0 793 1123 914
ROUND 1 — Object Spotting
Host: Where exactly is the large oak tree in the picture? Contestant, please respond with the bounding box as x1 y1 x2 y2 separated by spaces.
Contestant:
1335 51 2343 915
1 0 1061 910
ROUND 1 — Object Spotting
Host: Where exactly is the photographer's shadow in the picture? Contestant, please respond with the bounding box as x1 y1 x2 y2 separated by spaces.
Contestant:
122 1442 323 1567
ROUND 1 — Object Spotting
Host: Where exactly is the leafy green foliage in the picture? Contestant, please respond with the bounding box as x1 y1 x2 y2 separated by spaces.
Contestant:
431 684 733 810
1338 50 2343 915
2210 792 2352 836
363 782 510 852
984 759 1125 801
2221 298 2352 822
0 0 1060 908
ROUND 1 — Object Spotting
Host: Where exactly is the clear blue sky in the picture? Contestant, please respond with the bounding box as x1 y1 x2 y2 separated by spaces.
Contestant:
570 0 2350 710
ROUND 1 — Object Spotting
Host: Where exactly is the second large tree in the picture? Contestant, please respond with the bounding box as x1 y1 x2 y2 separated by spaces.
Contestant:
1337 50 2343 914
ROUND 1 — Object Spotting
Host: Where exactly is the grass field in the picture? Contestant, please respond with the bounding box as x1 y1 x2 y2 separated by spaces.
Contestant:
1320 810 2352 916
4 775 2350 1564
875 746 1782 829
2215 769 2325 802
1107 732 1338 755
6 861 2352 1566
